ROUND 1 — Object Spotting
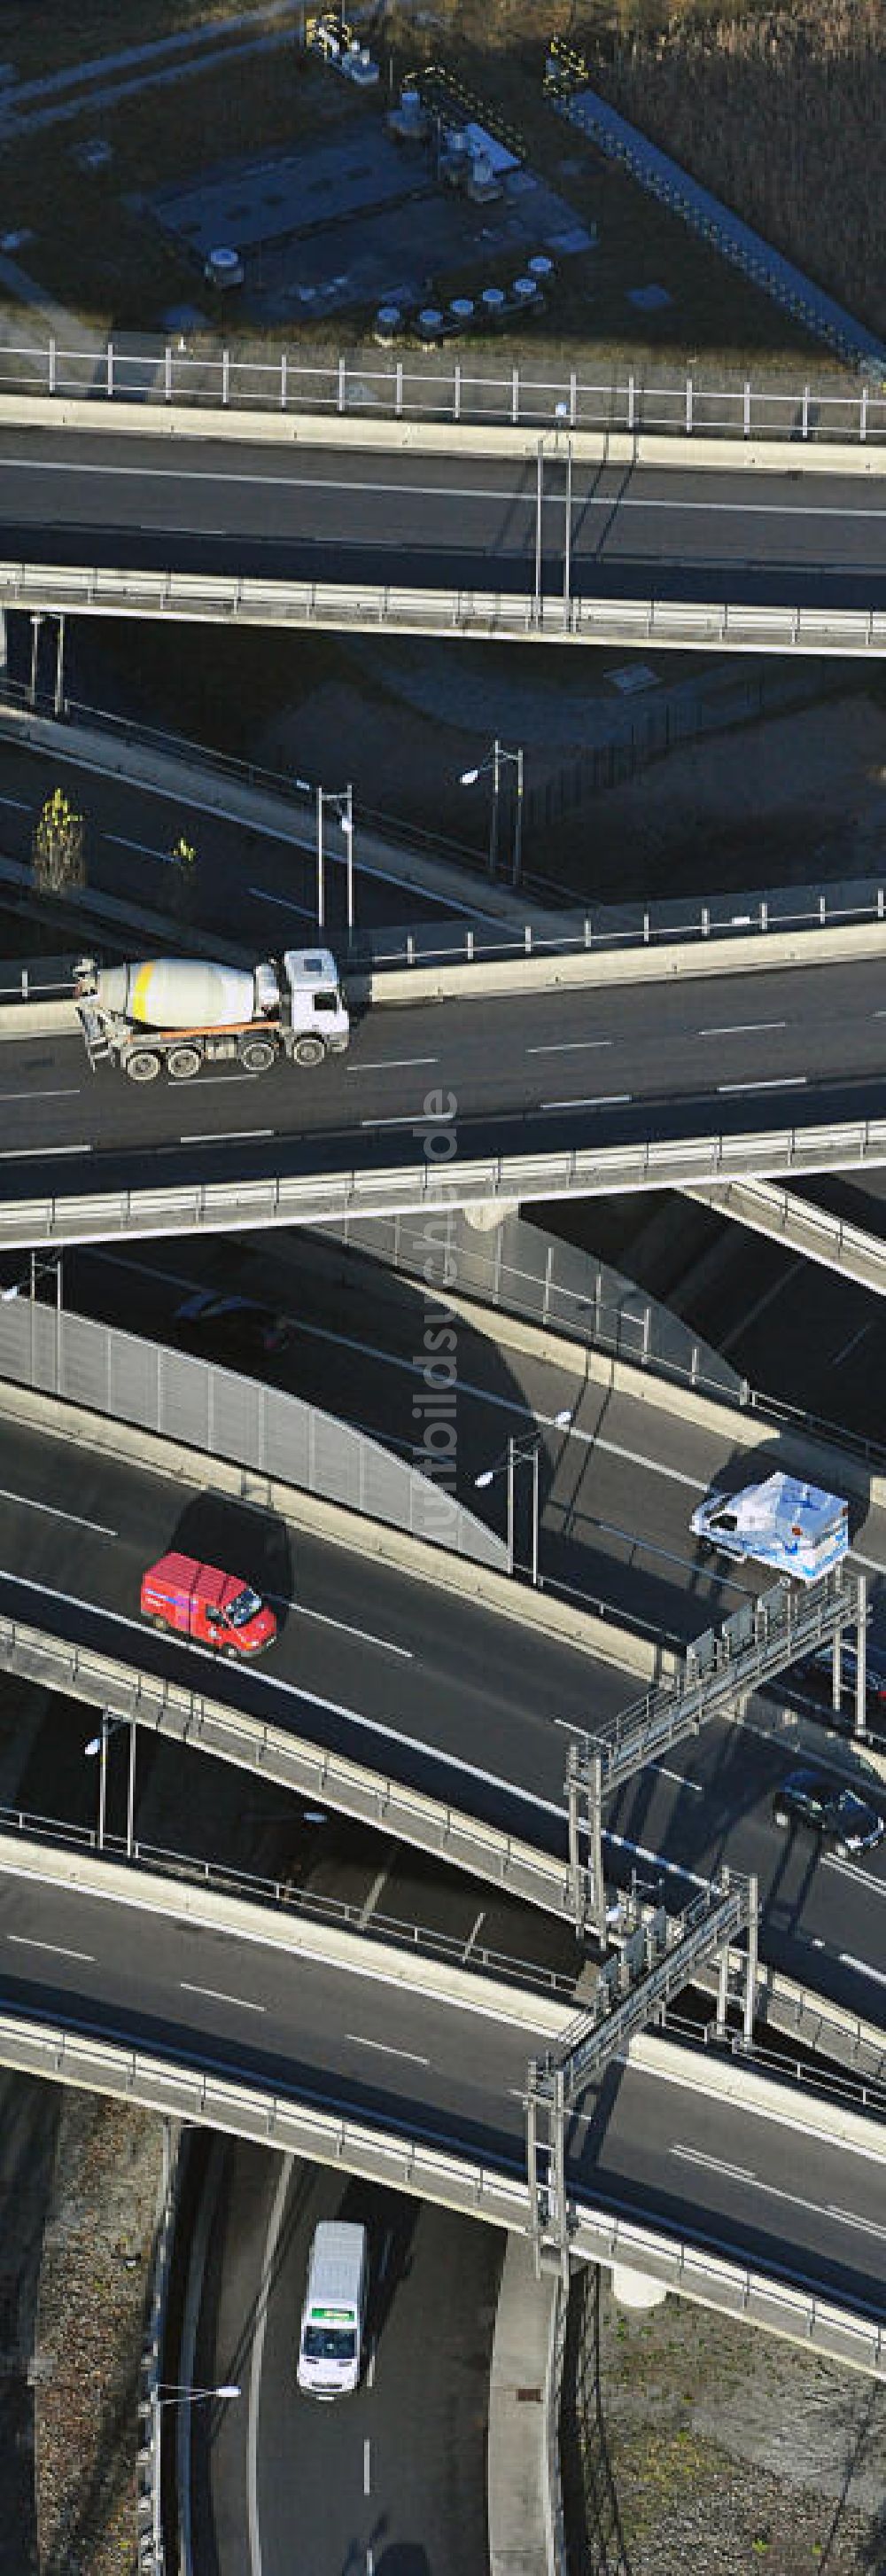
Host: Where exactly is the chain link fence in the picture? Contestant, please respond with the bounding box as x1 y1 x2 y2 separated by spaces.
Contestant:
0 1298 506 1568
319 1206 746 1409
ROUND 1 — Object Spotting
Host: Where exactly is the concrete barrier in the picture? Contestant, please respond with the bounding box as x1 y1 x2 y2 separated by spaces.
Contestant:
488 2234 559 2576
1 390 884 481
367 914 886 1006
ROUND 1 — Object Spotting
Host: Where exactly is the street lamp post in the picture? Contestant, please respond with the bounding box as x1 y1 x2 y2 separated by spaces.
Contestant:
475 1409 571 1582
299 779 355 930
151 2383 240 2572
85 1710 136 1857
460 740 525 886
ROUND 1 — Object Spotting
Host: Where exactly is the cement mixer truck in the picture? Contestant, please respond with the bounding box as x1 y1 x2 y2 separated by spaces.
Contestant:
73 949 350 1082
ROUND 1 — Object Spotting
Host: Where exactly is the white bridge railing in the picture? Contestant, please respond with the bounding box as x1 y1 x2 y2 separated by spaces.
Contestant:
2 337 885 446
0 562 884 653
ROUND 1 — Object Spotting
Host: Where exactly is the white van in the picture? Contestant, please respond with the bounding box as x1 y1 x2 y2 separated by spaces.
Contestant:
297 2220 368 2400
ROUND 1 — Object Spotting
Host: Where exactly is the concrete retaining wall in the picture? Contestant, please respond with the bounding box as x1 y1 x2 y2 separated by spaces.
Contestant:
488 2233 558 2576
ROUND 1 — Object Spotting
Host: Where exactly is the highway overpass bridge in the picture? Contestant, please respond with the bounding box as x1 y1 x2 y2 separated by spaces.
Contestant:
2 1324 886 2023
0 408 885 650
0 1832 883 2375
3 941 886 1242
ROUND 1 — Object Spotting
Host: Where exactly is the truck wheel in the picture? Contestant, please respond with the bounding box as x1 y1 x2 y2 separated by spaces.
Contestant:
126 1050 161 1083
293 1035 325 1068
238 1036 276 1073
167 1045 202 1081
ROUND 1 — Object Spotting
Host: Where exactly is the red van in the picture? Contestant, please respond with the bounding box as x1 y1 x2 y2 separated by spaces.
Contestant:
140 1553 276 1656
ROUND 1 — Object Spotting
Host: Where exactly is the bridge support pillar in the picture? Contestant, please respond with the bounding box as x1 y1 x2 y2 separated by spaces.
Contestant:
462 1201 520 1231
611 2262 668 2313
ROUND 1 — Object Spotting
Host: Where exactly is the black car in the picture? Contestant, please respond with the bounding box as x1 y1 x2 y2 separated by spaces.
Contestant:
773 1768 884 1856
792 1635 886 1725
174 1292 292 1360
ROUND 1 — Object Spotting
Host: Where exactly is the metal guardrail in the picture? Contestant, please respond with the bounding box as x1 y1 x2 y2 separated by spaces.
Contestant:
2 2009 881 2374
0 1800 579 2002
1 564 886 653
138 2122 183 2576
3 334 885 446
323 1206 745 1409
5 1117 886 1249
0 1611 585 1919
691 1175 886 1297
0 1298 505 1569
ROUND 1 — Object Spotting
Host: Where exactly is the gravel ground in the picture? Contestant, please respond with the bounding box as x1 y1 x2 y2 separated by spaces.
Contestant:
33 2095 164 2576
563 2269 886 2576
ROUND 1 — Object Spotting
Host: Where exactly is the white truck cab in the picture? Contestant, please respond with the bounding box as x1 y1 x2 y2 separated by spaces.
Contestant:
297 2220 368 2400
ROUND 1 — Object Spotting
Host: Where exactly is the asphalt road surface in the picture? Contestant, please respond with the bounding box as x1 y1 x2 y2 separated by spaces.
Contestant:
2 1856 884 2324
0 734 478 944
2 954 886 1209
3 430 886 612
2 1413 886 2026
192 2143 498 2576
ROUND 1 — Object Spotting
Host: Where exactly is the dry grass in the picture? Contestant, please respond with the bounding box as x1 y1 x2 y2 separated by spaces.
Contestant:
565 0 886 336
1 0 874 369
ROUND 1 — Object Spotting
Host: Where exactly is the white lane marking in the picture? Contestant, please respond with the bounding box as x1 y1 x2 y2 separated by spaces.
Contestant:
180 1981 267 2011
825 1855 886 1897
8 450 882 524
717 1075 807 1094
0 1485 117 1537
348 1057 439 1073
367 2344 377 2392
672 2143 886 2236
249 2152 292 2576
7 1932 94 1962
346 2033 431 2066
360 1112 424 1128
720 1258 805 1353
0 1087 81 1101
646 1763 704 1793
0 790 29 809
671 2144 754 2184
526 1039 613 1057
0 1570 580 1832
178 1073 258 1086
832 1323 873 1368
363 2438 371 2498
699 1020 787 1037
248 884 315 921
291 1600 412 1660
179 1128 274 1144
0 1140 90 1158
604 1829 710 1890
839 1952 886 1987
538 1092 632 1111
106 831 168 862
